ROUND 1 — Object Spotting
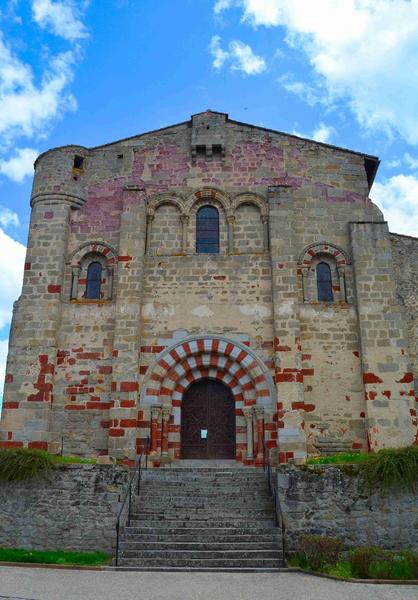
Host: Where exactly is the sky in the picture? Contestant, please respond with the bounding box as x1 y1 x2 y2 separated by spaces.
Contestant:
1 0 418 403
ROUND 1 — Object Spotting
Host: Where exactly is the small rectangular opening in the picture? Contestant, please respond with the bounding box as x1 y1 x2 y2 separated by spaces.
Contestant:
73 155 84 170
196 145 206 157
117 154 123 159
212 144 222 156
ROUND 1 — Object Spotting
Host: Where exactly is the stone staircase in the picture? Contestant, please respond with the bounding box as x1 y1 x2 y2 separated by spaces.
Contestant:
116 466 284 571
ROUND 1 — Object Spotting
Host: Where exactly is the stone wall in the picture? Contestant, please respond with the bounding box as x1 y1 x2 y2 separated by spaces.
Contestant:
1 110 417 462
0 464 128 553
277 465 418 552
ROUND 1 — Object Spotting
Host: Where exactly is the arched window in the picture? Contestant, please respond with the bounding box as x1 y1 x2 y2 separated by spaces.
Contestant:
196 205 219 253
316 262 333 302
85 262 102 299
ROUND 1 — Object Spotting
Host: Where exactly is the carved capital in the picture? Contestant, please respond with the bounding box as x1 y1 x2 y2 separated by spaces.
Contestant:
254 406 264 419
151 405 162 420
243 407 254 422
161 406 172 420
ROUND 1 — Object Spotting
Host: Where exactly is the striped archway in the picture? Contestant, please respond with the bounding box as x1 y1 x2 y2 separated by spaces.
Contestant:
139 335 276 463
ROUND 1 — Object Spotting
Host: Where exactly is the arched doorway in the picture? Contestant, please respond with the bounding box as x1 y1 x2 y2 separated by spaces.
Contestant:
181 379 236 459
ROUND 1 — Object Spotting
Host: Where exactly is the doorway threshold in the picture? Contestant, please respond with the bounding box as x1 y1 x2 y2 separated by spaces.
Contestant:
161 459 247 469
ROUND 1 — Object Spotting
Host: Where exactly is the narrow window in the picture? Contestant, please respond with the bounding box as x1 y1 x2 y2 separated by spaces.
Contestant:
316 262 333 302
196 205 219 253
86 262 102 299
73 155 84 170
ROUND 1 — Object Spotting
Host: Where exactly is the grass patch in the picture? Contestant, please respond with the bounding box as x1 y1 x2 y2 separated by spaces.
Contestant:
361 445 418 494
0 448 97 482
306 445 418 494
306 452 370 465
0 449 55 482
292 538 418 580
0 548 110 566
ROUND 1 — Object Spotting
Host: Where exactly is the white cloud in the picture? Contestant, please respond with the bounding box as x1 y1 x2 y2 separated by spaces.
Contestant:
210 36 266 75
292 122 335 144
210 35 229 69
371 174 418 237
214 0 235 14
312 122 335 144
0 37 77 142
0 227 26 330
32 0 88 42
0 338 9 402
0 206 19 228
217 0 418 144
403 153 418 171
387 159 401 168
0 148 38 182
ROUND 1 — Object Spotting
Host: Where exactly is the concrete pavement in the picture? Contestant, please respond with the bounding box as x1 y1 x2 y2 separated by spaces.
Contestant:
0 567 417 600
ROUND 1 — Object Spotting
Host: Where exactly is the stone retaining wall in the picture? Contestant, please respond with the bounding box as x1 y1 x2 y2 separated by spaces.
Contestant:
0 464 128 553
277 465 418 552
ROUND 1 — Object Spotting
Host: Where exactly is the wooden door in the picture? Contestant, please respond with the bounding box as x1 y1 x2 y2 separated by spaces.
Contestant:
181 379 235 459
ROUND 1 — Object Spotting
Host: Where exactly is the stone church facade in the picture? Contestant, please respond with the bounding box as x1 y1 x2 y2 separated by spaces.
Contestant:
1 111 417 465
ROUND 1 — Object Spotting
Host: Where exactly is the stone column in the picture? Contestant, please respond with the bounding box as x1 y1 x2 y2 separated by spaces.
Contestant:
150 406 162 455
70 266 81 300
350 222 417 449
301 267 309 303
0 197 74 450
161 406 172 457
243 408 254 460
268 186 307 463
227 214 235 254
254 407 264 463
180 214 189 254
261 215 269 252
107 267 114 301
145 213 154 255
337 266 346 302
109 186 147 460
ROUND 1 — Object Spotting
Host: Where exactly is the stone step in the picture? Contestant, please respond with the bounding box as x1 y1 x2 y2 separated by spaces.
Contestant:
139 489 271 497
136 499 274 509
132 509 275 519
119 541 280 551
117 557 283 568
123 526 279 538
119 549 281 559
116 466 282 571
140 486 270 495
128 518 276 528
142 473 267 481
108 566 283 572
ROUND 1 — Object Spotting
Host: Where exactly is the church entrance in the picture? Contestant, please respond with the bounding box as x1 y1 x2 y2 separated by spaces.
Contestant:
180 379 236 459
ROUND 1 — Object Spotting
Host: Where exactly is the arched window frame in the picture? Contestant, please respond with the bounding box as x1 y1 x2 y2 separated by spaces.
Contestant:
316 261 334 302
85 261 103 299
69 247 115 302
196 205 220 254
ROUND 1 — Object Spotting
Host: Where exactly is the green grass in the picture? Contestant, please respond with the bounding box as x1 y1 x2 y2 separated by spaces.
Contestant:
291 551 418 580
361 445 418 494
0 448 97 482
306 445 418 494
306 452 370 465
0 548 110 566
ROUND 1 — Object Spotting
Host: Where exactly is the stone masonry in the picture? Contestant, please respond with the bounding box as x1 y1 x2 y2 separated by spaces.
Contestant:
1 110 417 464
277 465 418 551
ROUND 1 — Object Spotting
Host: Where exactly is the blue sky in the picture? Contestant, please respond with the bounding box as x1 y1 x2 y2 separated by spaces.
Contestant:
1 0 418 402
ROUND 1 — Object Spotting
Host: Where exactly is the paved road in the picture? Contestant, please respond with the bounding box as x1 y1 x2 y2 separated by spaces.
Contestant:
0 567 416 600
